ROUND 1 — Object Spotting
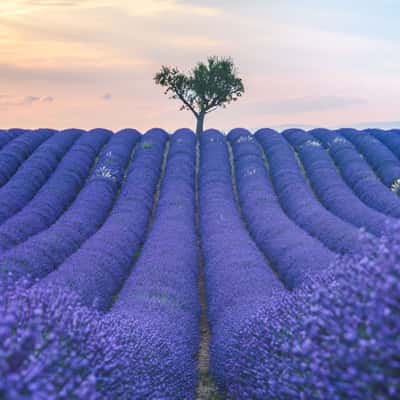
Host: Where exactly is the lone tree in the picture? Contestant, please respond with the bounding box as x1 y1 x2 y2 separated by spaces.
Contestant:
154 56 244 137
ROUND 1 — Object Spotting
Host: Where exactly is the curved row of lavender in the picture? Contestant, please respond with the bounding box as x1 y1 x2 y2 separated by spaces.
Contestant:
311 129 400 217
110 128 200 398
0 129 22 151
0 130 80 224
284 129 396 235
0 130 139 286
0 129 111 253
0 127 399 399
203 128 400 399
0 129 53 188
198 129 286 393
373 129 400 162
255 128 363 254
0 128 201 398
38 128 166 311
213 222 400 399
342 128 400 187
228 128 335 288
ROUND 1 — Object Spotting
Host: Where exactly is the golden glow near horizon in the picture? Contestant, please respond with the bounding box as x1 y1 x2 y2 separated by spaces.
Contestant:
0 0 218 66
0 1 399 130
0 0 218 17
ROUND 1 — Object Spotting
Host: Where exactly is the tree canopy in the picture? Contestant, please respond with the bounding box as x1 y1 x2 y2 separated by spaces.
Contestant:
154 56 244 135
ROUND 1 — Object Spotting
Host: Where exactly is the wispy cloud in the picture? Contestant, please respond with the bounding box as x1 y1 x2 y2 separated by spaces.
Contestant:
0 63 146 83
24 96 41 104
1 0 98 14
41 96 54 102
0 95 54 106
21 0 90 6
102 93 112 101
1 0 219 17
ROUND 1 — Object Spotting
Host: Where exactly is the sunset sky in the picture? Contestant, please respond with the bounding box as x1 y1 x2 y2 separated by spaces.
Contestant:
1 0 399 132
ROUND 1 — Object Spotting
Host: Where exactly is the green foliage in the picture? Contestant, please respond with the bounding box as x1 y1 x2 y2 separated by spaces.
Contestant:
141 142 153 149
154 56 244 118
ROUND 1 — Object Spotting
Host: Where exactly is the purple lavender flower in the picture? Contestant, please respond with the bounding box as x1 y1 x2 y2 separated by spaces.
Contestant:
311 128 400 217
0 130 80 224
111 128 200 399
0 282 104 399
40 128 166 311
0 129 111 253
0 130 138 286
283 129 395 236
372 129 400 162
339 128 400 188
228 128 335 288
0 129 21 151
0 281 195 399
1 127 399 400
214 223 400 399
0 129 53 188
255 128 362 254
198 129 287 393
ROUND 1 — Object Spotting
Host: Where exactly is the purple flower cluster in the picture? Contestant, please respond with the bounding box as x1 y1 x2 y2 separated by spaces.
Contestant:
339 128 400 188
0 127 399 399
0 130 138 286
110 128 200 398
40 128 166 311
0 130 80 224
0 129 111 253
0 283 105 399
283 128 394 236
198 129 286 389
0 281 190 399
1 128 200 399
214 223 400 399
255 128 362 254
311 128 400 217
0 129 53 188
228 128 335 288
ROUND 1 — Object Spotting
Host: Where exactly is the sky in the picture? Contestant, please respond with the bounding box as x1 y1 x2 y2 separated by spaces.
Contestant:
0 0 399 132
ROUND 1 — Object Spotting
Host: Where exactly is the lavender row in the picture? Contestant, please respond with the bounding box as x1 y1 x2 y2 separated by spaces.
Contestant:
0 284 111 399
372 129 400 162
369 129 400 192
340 128 400 188
110 129 200 399
198 129 285 394
7 226 397 399
228 128 335 289
0 128 176 399
40 128 166 311
311 129 400 218
210 222 400 399
0 128 22 150
1 281 187 399
256 129 361 254
0 130 80 224
0 129 111 253
0 131 138 286
0 129 53 188
283 129 394 236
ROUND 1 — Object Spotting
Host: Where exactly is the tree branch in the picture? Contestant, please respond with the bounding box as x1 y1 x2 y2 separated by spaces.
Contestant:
206 87 239 111
171 83 199 117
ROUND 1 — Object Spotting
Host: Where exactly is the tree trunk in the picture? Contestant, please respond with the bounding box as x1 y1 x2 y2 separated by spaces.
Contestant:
196 113 205 139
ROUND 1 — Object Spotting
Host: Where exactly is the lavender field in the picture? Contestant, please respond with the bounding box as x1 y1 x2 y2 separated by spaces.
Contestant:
0 127 399 399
